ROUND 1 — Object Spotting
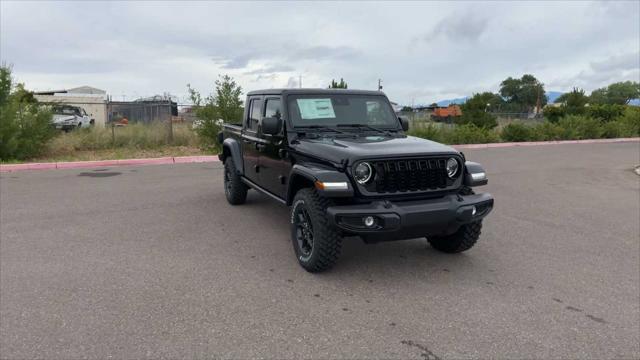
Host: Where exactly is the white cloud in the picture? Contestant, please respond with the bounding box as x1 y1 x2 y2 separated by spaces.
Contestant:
1 1 639 104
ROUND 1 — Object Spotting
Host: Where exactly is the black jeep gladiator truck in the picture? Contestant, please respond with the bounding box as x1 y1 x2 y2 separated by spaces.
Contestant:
218 89 493 272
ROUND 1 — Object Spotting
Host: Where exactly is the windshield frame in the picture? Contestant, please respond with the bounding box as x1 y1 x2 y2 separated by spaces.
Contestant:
285 93 401 131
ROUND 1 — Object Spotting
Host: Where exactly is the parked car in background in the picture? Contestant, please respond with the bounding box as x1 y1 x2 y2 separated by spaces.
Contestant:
51 105 94 131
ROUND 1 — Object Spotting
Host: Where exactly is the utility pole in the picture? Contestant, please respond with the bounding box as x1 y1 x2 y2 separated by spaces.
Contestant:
377 79 383 91
299 75 302 88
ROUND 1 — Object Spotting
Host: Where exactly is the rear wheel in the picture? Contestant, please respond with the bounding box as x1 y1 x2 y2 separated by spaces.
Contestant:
223 158 248 205
290 188 341 272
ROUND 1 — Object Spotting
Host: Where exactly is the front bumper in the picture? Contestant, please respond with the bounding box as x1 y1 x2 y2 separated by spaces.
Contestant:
326 193 494 242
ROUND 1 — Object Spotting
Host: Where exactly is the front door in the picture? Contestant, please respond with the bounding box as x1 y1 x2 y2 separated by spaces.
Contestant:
258 97 289 198
241 96 262 183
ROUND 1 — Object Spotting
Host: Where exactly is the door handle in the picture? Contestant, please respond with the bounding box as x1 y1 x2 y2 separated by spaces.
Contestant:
242 139 252 144
256 143 267 152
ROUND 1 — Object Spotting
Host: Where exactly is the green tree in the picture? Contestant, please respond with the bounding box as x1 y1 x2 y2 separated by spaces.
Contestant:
187 74 244 152
329 78 348 89
589 88 608 105
555 87 589 115
215 75 244 122
456 92 498 129
499 74 547 112
590 81 640 105
400 106 413 112
0 65 54 160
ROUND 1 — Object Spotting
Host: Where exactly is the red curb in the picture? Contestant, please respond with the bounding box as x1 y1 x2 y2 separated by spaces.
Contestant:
1 137 637 173
1 155 219 172
173 156 218 164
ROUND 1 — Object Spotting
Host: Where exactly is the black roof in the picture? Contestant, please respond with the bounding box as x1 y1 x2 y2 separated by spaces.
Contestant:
246 88 387 97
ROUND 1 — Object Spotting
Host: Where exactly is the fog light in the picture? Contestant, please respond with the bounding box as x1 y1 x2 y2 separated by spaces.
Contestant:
364 216 375 227
471 206 477 216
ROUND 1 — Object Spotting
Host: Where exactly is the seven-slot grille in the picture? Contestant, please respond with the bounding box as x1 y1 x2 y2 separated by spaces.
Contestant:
369 158 450 193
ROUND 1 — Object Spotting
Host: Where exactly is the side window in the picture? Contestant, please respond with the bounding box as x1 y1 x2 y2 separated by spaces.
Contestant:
264 98 282 120
247 98 262 131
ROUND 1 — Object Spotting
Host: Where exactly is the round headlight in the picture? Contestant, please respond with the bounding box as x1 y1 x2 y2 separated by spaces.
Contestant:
446 158 459 178
354 162 373 184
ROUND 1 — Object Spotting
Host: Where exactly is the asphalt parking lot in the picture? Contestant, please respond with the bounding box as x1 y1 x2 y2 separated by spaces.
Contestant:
1 142 639 359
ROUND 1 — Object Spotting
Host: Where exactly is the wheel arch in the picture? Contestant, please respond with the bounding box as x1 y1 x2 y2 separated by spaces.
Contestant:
286 164 353 205
220 138 243 175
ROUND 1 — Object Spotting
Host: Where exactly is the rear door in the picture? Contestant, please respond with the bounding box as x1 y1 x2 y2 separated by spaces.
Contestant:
241 96 262 183
258 97 289 198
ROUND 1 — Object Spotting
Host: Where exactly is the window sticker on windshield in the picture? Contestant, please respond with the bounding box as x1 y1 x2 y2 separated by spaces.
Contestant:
296 99 336 119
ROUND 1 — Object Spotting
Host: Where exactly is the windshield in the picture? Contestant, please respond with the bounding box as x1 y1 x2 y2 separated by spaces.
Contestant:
287 94 399 129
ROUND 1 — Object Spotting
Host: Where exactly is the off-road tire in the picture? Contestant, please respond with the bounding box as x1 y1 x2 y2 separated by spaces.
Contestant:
290 188 342 272
223 158 248 205
427 186 481 253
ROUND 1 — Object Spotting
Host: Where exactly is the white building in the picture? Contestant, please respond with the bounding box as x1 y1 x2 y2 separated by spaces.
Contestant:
34 86 108 127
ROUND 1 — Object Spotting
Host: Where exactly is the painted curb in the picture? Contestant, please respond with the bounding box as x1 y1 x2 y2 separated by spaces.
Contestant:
1 138 638 173
1 156 219 172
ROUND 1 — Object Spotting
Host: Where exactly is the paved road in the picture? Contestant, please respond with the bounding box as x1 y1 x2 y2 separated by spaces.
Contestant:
1 142 639 359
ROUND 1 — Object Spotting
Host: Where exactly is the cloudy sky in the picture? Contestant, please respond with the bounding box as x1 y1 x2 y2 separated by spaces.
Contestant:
1 1 638 104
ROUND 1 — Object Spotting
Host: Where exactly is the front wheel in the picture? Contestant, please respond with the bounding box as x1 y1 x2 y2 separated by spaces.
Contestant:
290 188 342 272
427 221 482 253
427 186 481 253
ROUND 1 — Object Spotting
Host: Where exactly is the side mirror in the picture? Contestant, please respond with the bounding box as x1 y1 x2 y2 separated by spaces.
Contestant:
398 116 409 131
262 116 282 135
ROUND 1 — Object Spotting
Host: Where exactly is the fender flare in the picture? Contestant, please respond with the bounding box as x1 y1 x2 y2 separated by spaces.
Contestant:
464 161 488 187
286 164 353 205
221 138 243 175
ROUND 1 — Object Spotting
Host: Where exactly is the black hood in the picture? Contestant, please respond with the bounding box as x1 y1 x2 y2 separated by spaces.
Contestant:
291 134 459 165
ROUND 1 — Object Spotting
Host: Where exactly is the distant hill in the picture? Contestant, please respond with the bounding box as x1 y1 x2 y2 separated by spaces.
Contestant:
546 91 564 103
436 97 468 107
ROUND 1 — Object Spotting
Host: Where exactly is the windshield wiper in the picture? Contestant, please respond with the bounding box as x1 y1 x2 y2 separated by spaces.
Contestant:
294 125 350 135
336 123 395 135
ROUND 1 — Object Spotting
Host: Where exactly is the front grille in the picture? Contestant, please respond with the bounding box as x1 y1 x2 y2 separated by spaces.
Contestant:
369 158 450 193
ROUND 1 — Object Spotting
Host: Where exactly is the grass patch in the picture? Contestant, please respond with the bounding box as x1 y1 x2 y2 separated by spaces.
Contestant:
35 122 209 162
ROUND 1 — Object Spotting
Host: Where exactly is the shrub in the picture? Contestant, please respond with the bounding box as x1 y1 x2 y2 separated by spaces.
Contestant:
614 106 640 137
445 124 500 144
194 119 222 152
408 123 444 143
586 104 626 122
501 122 534 142
0 66 55 160
557 115 602 140
531 121 563 141
456 110 498 129
601 121 627 139
543 106 565 123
